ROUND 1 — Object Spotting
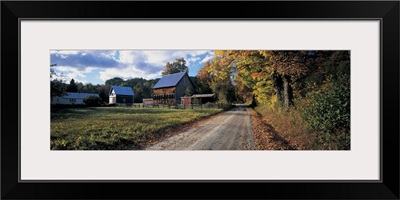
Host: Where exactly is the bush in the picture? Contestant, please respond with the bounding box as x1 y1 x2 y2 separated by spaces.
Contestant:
83 96 103 107
303 75 350 150
192 98 201 104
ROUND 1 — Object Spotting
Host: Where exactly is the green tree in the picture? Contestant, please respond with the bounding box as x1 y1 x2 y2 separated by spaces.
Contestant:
99 90 108 102
184 86 193 97
51 79 66 98
161 58 188 75
50 67 66 98
66 78 78 92
105 77 124 86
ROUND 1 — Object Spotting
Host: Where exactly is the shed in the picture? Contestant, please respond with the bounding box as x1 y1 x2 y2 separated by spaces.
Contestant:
143 98 154 105
152 72 195 105
109 85 134 105
191 94 215 104
181 97 191 106
51 92 99 105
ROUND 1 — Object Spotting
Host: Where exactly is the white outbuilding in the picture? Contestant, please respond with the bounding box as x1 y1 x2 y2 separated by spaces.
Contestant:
51 92 100 105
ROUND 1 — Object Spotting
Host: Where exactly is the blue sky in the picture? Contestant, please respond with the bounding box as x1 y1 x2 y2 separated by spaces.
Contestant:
50 50 214 85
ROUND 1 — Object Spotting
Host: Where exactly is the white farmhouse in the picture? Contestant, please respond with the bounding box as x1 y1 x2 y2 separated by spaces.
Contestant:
51 92 100 105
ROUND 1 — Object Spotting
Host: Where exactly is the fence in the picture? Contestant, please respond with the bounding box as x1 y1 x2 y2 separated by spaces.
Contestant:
52 102 233 110
130 103 231 110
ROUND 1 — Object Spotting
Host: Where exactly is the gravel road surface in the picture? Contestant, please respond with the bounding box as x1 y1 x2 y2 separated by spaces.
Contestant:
147 105 254 150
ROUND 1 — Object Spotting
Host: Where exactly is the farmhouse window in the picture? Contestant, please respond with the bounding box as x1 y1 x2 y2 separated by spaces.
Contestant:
70 99 76 103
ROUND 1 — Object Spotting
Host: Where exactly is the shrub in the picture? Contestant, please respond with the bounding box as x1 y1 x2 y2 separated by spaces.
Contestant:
192 98 201 104
303 74 350 150
83 96 103 107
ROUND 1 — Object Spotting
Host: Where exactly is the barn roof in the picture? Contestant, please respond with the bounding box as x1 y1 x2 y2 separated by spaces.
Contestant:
191 94 214 98
153 72 187 89
64 92 99 99
111 86 134 96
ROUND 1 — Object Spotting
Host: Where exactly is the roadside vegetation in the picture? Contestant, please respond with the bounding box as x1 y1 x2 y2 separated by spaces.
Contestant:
51 107 221 150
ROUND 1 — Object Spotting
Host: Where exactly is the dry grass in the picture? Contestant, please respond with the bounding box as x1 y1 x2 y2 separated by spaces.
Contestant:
249 108 295 150
251 105 318 150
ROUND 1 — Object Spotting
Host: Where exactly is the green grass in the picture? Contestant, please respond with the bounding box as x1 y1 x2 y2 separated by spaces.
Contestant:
51 107 222 150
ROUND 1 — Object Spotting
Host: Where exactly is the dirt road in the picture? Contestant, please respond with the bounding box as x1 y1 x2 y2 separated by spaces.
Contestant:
147 105 254 150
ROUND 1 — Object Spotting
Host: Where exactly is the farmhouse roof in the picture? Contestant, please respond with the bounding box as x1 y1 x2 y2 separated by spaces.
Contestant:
110 86 134 96
191 94 214 98
64 92 99 99
153 72 188 89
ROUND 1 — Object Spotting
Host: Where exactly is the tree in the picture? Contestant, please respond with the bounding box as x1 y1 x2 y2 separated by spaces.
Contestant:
204 50 312 109
51 79 66 98
77 82 84 93
66 78 78 92
103 77 158 103
205 53 237 103
257 51 310 110
234 79 252 103
184 86 193 97
196 60 213 94
99 90 108 102
161 58 188 75
50 67 66 98
105 77 124 86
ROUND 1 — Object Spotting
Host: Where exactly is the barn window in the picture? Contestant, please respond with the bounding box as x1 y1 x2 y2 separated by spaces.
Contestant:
123 98 126 103
70 99 76 103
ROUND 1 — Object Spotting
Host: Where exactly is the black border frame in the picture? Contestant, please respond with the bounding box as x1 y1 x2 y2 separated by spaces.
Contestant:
2 1 399 199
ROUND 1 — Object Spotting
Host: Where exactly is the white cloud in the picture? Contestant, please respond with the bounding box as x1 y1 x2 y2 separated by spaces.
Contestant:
117 50 213 68
99 65 160 81
200 55 213 63
118 51 137 64
187 51 210 57
143 51 170 65
187 57 201 62
52 66 97 84
65 73 88 84
50 50 81 55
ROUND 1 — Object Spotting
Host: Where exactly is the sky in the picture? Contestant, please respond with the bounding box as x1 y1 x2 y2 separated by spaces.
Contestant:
50 50 214 85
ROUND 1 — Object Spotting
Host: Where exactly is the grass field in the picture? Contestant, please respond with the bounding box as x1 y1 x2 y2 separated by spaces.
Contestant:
51 107 222 150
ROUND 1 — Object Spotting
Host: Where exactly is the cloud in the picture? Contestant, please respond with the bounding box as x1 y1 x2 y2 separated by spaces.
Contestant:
51 50 214 84
200 51 214 63
200 55 213 63
52 66 96 84
99 65 160 81
187 56 201 62
50 50 120 70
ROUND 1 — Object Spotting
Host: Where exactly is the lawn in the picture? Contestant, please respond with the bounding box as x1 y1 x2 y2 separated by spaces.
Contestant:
51 107 222 150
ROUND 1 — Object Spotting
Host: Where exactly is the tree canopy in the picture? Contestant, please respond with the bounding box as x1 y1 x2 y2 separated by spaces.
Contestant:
161 58 188 75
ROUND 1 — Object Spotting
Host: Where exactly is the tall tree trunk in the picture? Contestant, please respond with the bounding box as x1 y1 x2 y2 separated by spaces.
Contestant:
273 72 283 106
250 94 257 107
282 75 294 110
